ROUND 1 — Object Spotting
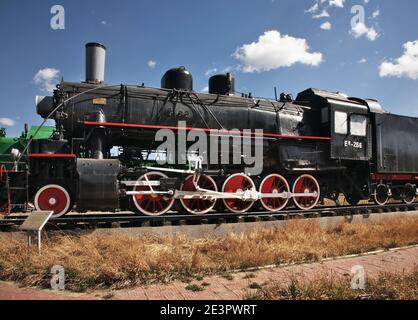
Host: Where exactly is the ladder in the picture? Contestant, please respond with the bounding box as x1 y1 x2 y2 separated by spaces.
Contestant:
3 170 30 215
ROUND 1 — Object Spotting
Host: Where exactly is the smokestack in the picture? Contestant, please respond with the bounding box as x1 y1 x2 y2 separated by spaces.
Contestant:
85 42 106 84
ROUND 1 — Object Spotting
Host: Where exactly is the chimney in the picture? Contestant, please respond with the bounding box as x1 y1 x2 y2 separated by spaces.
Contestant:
85 42 106 84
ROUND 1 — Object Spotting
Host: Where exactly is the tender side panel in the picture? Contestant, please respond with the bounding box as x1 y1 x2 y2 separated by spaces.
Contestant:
374 113 418 174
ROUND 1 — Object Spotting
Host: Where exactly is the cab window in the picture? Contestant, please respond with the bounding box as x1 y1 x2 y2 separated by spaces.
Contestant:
350 114 367 137
334 111 348 134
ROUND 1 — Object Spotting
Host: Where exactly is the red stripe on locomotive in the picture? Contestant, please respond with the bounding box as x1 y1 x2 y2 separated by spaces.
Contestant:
84 121 332 141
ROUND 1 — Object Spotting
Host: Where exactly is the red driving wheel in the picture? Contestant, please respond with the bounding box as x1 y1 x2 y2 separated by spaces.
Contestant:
222 174 256 213
133 172 174 216
292 175 320 210
180 175 218 215
34 184 71 218
260 174 290 212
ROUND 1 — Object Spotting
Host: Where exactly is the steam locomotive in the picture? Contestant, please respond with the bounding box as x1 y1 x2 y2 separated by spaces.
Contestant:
1 43 417 218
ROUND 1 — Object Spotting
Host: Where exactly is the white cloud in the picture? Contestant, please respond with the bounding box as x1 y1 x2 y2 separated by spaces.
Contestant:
204 67 233 77
307 0 345 11
201 86 209 93
147 60 157 69
320 21 332 30
233 30 323 73
205 68 218 77
101 20 107 25
328 0 345 8
33 68 60 93
305 3 319 13
379 40 418 80
222 66 233 73
313 9 330 19
305 0 344 24
350 22 379 41
349 4 381 41
0 118 16 127
359 58 367 63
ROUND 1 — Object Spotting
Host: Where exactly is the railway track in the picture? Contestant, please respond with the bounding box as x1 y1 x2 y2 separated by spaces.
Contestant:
0 203 417 231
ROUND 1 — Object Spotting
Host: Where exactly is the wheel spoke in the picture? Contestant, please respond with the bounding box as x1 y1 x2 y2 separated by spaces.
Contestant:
374 184 389 206
403 184 415 205
133 172 174 216
260 174 289 212
222 174 255 213
180 175 217 215
292 175 320 211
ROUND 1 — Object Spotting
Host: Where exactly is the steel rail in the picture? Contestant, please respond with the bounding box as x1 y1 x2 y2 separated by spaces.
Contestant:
0 203 417 232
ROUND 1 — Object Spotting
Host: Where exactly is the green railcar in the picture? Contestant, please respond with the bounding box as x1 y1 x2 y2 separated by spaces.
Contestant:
1 125 56 211
0 126 55 171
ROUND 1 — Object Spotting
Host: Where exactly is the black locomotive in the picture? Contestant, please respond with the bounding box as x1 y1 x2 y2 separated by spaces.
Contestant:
1 43 417 217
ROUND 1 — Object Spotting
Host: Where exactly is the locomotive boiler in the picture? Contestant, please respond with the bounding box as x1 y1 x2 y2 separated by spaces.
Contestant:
0 42 417 217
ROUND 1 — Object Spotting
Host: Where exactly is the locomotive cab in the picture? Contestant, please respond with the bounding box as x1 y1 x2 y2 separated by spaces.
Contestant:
329 101 371 161
296 88 372 162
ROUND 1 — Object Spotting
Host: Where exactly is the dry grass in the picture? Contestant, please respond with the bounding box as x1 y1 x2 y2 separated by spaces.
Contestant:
246 268 418 300
1 216 418 292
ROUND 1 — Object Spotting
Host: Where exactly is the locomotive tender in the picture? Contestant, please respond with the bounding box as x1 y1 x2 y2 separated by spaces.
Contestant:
0 42 417 218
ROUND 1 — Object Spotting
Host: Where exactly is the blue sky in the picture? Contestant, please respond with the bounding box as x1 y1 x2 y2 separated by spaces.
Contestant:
1 0 418 136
